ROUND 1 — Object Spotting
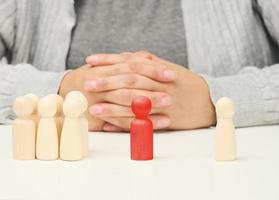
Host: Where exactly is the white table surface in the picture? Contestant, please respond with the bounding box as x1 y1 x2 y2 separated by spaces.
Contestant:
0 125 279 200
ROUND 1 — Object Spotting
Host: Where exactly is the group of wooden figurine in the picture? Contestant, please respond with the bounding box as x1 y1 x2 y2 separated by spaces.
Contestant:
12 91 88 161
12 89 237 162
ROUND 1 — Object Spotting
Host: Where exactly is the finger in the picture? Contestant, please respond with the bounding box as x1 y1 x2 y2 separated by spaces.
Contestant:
87 60 176 82
86 51 153 66
148 53 178 68
99 115 171 130
85 111 106 131
121 52 133 56
133 50 153 59
89 103 136 117
121 51 153 59
102 89 172 108
84 74 164 92
86 53 133 66
88 51 177 70
125 57 178 79
133 51 176 68
103 123 126 132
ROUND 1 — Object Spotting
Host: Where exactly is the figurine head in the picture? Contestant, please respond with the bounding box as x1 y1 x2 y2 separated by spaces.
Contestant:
66 91 88 113
63 98 83 118
13 96 34 117
131 96 152 118
216 97 235 118
38 96 57 117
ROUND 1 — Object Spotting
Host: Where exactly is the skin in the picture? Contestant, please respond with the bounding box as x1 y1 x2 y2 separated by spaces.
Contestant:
59 51 216 132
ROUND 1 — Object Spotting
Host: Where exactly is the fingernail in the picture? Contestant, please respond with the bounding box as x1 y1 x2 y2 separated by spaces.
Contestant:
163 70 177 80
86 55 99 64
84 80 97 90
159 96 172 106
89 105 103 115
156 118 170 128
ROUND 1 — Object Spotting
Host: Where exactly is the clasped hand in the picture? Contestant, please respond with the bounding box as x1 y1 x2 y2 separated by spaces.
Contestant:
59 51 216 132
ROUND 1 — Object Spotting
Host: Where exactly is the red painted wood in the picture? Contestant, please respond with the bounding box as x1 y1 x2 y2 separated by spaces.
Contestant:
130 96 153 160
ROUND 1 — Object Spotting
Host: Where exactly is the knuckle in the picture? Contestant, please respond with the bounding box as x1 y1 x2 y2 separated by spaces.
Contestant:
86 69 99 80
118 89 133 103
122 53 133 60
98 79 108 90
148 92 164 108
150 68 159 79
128 61 141 73
129 61 159 79
150 93 159 105
124 74 138 87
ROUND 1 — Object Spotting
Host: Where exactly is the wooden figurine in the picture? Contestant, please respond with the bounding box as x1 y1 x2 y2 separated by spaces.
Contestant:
66 91 89 157
130 96 153 160
36 96 59 160
60 97 83 161
214 97 237 161
12 96 36 160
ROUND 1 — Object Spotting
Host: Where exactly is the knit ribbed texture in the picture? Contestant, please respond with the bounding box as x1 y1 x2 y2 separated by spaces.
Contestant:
181 0 279 127
0 0 74 123
0 0 279 127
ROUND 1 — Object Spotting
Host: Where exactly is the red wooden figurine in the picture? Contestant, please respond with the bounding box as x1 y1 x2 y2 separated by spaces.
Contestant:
130 96 153 160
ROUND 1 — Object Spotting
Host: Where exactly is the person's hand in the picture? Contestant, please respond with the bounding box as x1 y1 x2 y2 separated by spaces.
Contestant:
58 57 177 131
86 51 216 131
58 64 105 131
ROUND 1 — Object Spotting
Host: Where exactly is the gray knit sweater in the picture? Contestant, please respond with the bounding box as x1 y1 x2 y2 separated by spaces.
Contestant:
0 0 279 127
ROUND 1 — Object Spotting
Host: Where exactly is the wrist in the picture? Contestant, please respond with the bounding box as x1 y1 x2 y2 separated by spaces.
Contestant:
58 70 73 98
198 75 217 126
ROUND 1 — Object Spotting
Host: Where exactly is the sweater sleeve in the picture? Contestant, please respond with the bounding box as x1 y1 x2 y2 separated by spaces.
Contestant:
0 63 68 124
200 0 279 127
201 64 279 127
0 0 68 124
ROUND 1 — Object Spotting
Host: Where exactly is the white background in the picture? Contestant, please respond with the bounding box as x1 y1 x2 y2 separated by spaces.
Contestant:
0 125 279 200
